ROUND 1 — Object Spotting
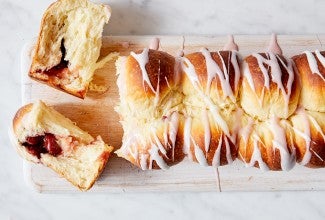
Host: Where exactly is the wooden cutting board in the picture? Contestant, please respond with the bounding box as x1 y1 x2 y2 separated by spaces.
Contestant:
21 35 325 193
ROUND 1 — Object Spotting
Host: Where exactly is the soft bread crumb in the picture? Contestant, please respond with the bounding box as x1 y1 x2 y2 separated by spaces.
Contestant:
89 82 108 93
12 101 113 191
29 0 111 98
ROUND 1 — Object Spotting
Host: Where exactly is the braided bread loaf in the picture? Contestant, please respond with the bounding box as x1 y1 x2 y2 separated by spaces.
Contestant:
115 35 325 171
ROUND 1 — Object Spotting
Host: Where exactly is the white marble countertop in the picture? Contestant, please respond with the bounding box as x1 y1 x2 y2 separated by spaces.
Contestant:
1 0 325 219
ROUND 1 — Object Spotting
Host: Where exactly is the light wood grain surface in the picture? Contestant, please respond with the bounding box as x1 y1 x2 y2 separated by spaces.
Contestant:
21 35 325 193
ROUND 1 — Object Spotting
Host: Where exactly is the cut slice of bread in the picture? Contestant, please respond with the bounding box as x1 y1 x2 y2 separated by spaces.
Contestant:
12 101 113 191
29 0 111 98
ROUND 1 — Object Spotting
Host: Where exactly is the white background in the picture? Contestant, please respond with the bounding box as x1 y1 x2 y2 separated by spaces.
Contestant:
1 0 325 219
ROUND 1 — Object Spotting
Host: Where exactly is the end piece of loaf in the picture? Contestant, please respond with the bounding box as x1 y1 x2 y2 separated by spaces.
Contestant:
29 0 111 98
12 101 113 191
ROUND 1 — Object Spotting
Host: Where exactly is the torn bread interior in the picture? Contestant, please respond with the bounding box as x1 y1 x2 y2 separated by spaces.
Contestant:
12 101 113 191
29 0 112 98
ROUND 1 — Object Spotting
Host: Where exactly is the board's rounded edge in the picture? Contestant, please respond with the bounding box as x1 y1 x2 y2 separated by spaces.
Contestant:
23 161 43 193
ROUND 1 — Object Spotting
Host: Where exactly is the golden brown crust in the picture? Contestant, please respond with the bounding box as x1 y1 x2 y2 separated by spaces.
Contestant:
125 49 176 98
188 133 237 166
85 151 111 190
241 53 300 120
176 51 240 167
289 110 325 168
28 0 83 97
292 52 325 112
116 50 184 169
116 117 186 170
245 54 281 95
29 0 110 99
182 51 240 108
238 118 296 171
29 2 58 74
117 48 324 170
12 103 33 134
44 150 112 191
178 112 237 166
184 51 238 96
12 103 42 163
12 101 113 191
121 139 185 170
29 72 86 99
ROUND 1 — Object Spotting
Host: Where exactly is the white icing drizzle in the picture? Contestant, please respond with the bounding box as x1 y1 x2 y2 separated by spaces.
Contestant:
120 133 137 158
231 51 241 92
140 154 149 170
200 48 235 100
128 143 138 163
310 149 324 162
240 118 254 145
183 116 209 165
304 50 325 81
176 50 184 57
183 117 193 160
212 136 223 167
308 114 325 142
230 108 243 144
120 120 175 170
224 136 233 164
243 61 256 93
293 108 311 165
174 56 182 86
202 109 211 153
245 52 295 112
238 119 269 170
193 137 208 166
183 48 240 102
315 50 325 70
181 57 201 89
168 112 180 161
247 136 270 171
203 96 230 136
131 48 156 94
253 53 271 89
210 136 234 167
267 33 283 55
165 76 171 89
163 118 169 146
277 57 295 116
176 36 185 57
154 60 161 106
149 38 160 50
269 116 295 171
148 145 169 170
182 55 231 137
181 52 235 166
223 35 239 51
151 129 167 157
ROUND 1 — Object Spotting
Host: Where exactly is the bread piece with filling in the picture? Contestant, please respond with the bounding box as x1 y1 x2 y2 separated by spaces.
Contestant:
12 101 113 191
29 0 111 98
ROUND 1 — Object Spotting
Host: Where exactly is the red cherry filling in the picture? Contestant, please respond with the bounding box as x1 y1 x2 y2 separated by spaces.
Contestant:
43 134 62 156
26 136 43 145
43 40 69 77
24 144 47 159
22 133 62 158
